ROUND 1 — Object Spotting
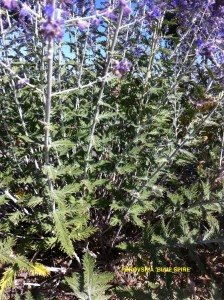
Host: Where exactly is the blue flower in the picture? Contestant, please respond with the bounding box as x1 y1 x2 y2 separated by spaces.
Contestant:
16 78 29 89
119 0 127 5
103 8 118 21
43 4 55 18
40 19 64 41
132 48 144 56
115 58 132 76
196 39 203 48
1 16 9 29
123 5 132 15
0 0 18 10
151 8 160 18
19 8 32 24
77 20 89 32
91 17 101 28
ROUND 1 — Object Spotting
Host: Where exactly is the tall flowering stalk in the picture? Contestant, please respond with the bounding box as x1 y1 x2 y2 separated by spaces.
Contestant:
84 4 125 177
39 2 61 213
41 2 57 167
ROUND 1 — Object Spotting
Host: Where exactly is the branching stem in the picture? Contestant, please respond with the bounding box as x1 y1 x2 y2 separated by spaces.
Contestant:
84 7 124 178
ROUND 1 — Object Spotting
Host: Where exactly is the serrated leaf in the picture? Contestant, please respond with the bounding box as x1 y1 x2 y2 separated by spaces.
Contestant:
17 135 34 143
27 196 43 208
30 263 49 276
110 216 122 226
0 267 16 297
81 179 93 193
64 273 87 300
151 235 167 245
60 183 81 194
64 252 113 300
116 164 136 174
83 252 95 291
24 291 35 300
53 210 74 257
51 139 74 152
98 112 118 120
42 165 57 182
155 157 168 164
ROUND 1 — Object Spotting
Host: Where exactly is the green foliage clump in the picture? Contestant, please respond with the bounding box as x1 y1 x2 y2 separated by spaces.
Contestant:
64 252 113 300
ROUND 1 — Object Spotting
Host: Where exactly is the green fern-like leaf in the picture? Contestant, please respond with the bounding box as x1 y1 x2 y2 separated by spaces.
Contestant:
64 252 113 300
0 266 17 300
53 210 74 257
65 273 88 300
83 253 95 298
25 291 35 300
0 252 49 299
14 294 20 300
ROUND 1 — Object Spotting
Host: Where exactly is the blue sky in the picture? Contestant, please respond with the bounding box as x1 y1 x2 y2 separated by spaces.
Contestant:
60 0 112 60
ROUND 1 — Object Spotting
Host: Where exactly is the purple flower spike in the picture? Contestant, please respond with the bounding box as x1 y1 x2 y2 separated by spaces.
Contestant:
91 17 101 28
1 16 9 29
151 8 160 18
115 58 132 76
56 8 69 20
202 43 217 59
16 78 29 89
196 39 203 48
108 12 117 21
119 0 127 6
43 4 55 18
77 20 89 32
19 8 32 24
1 0 18 10
123 5 132 15
103 8 118 22
60 0 72 5
132 48 144 56
40 19 64 41
120 0 132 15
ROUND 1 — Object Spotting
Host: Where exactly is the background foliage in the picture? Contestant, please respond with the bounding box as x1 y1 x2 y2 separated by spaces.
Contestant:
0 0 224 299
